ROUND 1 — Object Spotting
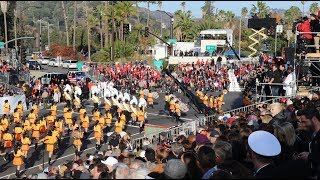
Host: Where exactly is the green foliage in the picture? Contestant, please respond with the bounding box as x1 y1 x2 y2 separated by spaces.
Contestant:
91 49 110 62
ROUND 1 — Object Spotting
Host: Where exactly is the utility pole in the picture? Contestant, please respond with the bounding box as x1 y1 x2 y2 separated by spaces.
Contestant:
39 19 42 52
14 9 18 52
238 16 241 58
47 22 51 48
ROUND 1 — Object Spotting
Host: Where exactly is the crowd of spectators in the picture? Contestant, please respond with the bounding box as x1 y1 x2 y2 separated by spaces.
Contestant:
11 91 320 179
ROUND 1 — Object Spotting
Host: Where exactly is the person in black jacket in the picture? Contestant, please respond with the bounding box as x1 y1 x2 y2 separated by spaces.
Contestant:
269 102 287 126
296 108 320 178
310 13 320 53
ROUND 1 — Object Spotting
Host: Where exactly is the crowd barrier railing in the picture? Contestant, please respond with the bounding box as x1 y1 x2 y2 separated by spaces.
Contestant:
0 82 24 95
130 114 218 150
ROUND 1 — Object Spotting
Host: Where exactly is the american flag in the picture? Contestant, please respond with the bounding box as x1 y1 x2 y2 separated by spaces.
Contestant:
68 72 77 83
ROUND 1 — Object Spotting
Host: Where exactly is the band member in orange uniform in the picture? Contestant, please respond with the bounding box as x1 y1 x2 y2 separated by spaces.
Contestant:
81 112 90 135
14 122 24 142
39 131 57 165
1 115 10 131
105 110 112 132
32 119 41 150
21 133 31 158
93 121 103 151
2 129 13 161
147 92 154 109
12 144 24 178
72 127 83 157
51 102 57 117
64 108 73 135
13 108 21 124
17 101 24 116
4 99 10 115
137 107 145 133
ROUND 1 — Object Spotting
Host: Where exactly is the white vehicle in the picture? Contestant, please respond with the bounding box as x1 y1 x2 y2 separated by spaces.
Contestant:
62 60 78 69
39 57 50 65
48 58 63 67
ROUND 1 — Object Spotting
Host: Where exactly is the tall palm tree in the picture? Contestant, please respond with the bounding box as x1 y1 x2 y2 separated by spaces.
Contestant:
96 4 106 49
256 1 269 18
174 10 194 41
309 2 319 14
157 1 163 37
61 1 69 46
73 1 77 52
181 1 186 12
201 1 214 18
1 1 8 54
104 1 109 48
239 7 248 56
147 1 156 27
85 3 99 61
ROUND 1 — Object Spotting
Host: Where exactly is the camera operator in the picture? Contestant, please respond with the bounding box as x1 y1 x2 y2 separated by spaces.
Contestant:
310 13 320 53
297 16 313 53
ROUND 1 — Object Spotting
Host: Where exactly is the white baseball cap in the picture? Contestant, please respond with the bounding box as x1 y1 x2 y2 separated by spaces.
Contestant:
101 157 118 166
248 130 281 157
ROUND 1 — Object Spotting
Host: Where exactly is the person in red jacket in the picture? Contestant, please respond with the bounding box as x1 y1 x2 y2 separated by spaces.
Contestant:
297 16 313 53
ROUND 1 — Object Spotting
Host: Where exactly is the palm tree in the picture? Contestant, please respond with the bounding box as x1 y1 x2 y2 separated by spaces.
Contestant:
73 1 77 52
239 7 248 56
1 1 8 54
241 7 248 17
181 1 186 12
61 1 69 46
157 1 163 37
115 1 137 41
201 1 214 18
174 10 194 41
256 1 269 18
309 2 319 14
85 3 99 61
147 1 156 27
284 6 302 27
96 4 106 49
104 1 109 48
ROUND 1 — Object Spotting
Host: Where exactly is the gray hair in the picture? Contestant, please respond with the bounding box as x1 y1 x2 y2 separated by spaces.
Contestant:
171 142 184 156
114 163 130 179
212 141 233 162
274 122 296 146
164 159 187 179
129 168 150 179
129 159 146 171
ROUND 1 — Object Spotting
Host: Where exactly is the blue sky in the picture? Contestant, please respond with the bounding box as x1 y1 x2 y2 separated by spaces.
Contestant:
139 1 316 18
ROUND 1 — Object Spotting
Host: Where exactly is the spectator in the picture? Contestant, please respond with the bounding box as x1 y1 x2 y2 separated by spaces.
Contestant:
269 102 287 126
197 146 216 179
212 141 233 165
164 159 187 179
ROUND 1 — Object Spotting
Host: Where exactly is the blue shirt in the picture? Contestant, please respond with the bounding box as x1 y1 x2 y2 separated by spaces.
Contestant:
202 165 218 179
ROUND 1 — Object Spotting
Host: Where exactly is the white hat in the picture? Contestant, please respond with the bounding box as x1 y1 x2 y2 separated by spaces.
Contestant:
286 99 293 106
248 130 281 157
98 151 104 155
101 157 118 166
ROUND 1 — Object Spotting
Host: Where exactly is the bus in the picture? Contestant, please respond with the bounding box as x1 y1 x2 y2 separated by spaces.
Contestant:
197 29 233 54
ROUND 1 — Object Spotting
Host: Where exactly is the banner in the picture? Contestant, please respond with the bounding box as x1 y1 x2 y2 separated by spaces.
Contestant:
144 124 170 138
0 94 27 115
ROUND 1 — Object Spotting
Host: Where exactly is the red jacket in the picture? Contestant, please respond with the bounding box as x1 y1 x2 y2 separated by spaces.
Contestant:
297 21 313 39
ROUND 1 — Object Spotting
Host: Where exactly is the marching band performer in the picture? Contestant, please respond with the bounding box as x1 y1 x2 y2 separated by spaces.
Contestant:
71 120 80 132
72 127 83 157
209 95 214 109
32 102 39 115
4 99 10 115
104 96 112 112
119 111 127 131
23 118 32 138
17 101 23 116
105 110 112 131
147 92 154 109
2 129 13 161
169 97 175 116
81 112 90 135
175 100 181 123
13 108 21 124
14 122 24 142
54 118 64 139
137 107 145 133
139 89 144 99
0 124 4 154
28 109 37 125
98 113 106 131
130 103 138 125
32 119 41 150
93 121 103 151
138 97 147 113
203 93 209 107
92 93 101 111
123 100 131 123
40 117 47 135
64 90 72 108
50 102 57 117
21 133 31 158
73 95 81 111
39 130 57 165
93 108 101 122
1 115 10 131
79 105 86 121
117 98 124 118
12 144 24 178
64 108 73 135
114 118 124 135
46 113 55 128
52 125 61 149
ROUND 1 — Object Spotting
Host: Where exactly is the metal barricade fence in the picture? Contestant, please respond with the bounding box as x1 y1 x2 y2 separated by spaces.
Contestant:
0 82 24 95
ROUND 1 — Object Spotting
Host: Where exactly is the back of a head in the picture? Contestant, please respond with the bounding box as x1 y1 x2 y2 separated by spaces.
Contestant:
197 146 216 170
129 168 150 179
171 142 184 156
115 163 130 179
164 159 187 179
212 141 233 163
145 148 156 162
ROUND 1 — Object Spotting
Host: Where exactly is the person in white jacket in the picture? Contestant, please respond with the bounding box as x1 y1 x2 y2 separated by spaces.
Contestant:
283 67 297 97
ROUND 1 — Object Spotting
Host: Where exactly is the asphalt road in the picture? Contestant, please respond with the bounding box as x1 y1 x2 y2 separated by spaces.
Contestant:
0 65 243 178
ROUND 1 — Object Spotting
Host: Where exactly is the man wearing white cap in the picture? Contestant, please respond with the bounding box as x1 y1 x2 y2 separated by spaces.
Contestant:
248 130 281 178
101 156 119 173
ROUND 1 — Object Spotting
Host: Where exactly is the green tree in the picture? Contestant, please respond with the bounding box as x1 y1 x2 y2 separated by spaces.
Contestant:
241 7 248 17
114 1 137 41
309 2 319 14
201 1 214 18
61 1 69 46
174 10 194 41
284 6 302 27
146 1 156 27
